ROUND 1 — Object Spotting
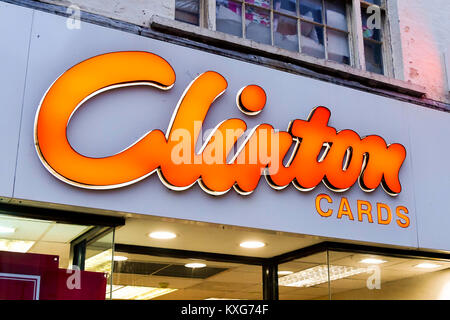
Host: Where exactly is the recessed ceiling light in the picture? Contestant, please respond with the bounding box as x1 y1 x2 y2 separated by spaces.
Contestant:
415 263 441 269
239 241 265 249
0 226 16 234
0 239 34 253
185 263 206 269
149 231 177 240
278 271 294 276
360 258 387 265
113 255 128 262
279 265 367 288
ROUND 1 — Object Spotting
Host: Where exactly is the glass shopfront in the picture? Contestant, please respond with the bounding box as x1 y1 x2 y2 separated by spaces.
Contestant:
278 248 450 300
107 253 262 300
0 204 118 300
1 206 450 300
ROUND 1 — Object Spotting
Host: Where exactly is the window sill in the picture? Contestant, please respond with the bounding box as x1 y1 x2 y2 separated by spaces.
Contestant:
149 15 426 98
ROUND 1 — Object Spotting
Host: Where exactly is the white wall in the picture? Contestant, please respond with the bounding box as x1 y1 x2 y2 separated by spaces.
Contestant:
1 2 449 251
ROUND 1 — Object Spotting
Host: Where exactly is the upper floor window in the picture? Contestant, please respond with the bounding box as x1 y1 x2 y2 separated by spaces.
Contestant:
215 0 351 65
175 0 201 25
174 0 390 76
360 0 386 74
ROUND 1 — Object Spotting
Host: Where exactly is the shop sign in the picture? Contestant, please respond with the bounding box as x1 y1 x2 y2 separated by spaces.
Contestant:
34 52 407 197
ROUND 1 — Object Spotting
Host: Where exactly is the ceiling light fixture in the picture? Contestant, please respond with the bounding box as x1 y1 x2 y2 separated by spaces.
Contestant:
0 239 34 253
415 263 441 269
0 226 16 234
149 231 177 240
360 258 387 265
113 255 128 262
110 285 177 300
239 241 265 249
184 263 206 268
279 265 367 288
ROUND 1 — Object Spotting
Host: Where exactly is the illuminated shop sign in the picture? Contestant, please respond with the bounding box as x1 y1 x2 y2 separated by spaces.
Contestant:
34 51 406 197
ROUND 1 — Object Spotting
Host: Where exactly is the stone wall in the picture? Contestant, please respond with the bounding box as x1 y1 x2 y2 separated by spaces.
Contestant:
36 0 450 104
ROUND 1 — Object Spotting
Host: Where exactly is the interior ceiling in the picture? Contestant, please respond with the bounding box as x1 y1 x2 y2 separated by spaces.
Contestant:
277 252 450 299
0 214 90 243
114 215 322 258
2 213 450 300
0 213 91 268
110 252 264 300
110 216 450 300
106 250 450 300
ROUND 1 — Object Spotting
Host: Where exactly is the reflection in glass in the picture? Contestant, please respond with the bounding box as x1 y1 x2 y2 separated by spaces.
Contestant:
278 251 329 299
273 0 297 16
300 21 325 59
364 0 382 6
279 249 450 300
216 0 243 37
300 0 323 24
85 231 115 299
328 251 450 300
325 0 348 31
361 9 382 41
274 14 299 51
108 252 262 300
175 0 200 25
245 6 271 45
364 40 383 74
246 0 270 9
327 29 350 64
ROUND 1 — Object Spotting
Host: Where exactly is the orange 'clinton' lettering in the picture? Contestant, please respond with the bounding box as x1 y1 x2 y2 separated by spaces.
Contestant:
35 51 407 196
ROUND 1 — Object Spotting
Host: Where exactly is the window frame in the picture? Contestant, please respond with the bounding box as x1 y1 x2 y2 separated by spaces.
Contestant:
358 0 393 76
112 241 450 300
176 0 393 75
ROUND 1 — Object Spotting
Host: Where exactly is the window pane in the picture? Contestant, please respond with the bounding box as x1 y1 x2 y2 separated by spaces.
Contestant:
325 0 348 31
364 40 384 74
361 6 382 41
216 0 243 37
327 29 350 64
278 251 329 299
300 0 323 24
273 0 297 16
85 231 115 299
109 252 262 300
245 0 270 9
364 0 382 6
274 14 299 51
245 6 271 45
0 213 108 300
175 0 200 26
328 251 450 300
300 21 325 59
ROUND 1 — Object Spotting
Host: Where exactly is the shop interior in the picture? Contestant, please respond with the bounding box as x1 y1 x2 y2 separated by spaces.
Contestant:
1 205 450 300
